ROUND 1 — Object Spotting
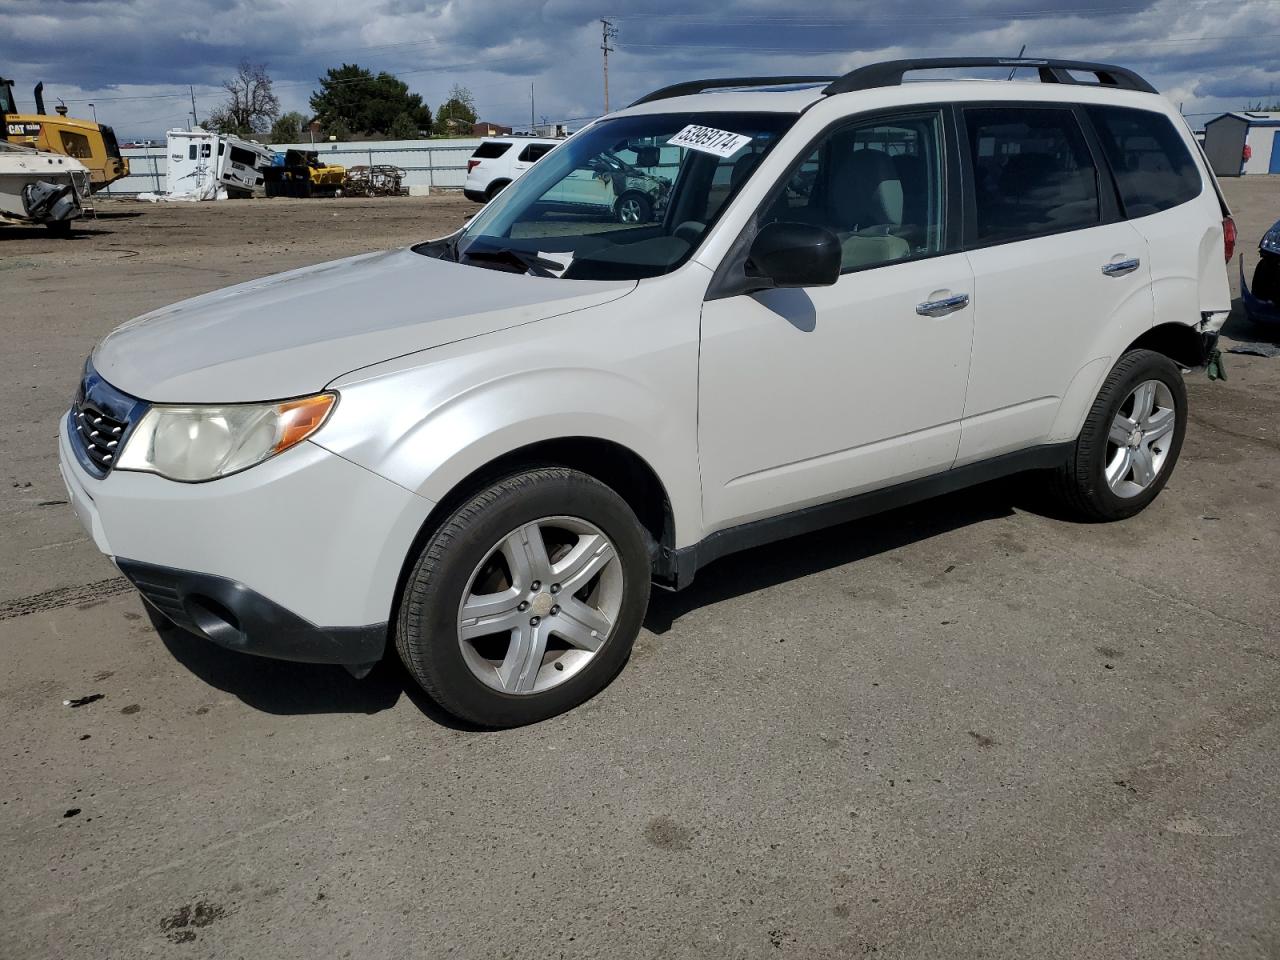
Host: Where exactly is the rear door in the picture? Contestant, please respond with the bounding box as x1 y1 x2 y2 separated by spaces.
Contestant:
1085 104 1231 322
513 142 553 179
957 104 1153 464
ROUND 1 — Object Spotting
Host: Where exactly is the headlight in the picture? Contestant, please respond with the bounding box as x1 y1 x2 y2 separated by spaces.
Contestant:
115 393 336 482
1262 225 1280 255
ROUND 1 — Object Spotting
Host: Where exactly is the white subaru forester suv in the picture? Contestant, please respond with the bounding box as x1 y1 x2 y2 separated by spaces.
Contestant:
60 58 1233 727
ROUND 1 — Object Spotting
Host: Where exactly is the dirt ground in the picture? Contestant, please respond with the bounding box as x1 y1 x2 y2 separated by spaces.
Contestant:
2 183 1279 959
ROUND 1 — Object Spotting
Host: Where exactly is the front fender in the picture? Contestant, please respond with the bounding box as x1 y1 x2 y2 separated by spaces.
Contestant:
315 299 704 548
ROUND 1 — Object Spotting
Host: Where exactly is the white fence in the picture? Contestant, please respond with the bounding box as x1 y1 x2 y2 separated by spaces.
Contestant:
112 137 483 195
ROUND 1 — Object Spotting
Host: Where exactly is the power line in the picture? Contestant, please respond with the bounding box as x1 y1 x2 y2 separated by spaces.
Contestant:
605 0 1280 24
616 33 1280 54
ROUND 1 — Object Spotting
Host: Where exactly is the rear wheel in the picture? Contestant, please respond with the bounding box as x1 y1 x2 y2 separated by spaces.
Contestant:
485 179 510 202
395 468 651 727
1050 348 1186 521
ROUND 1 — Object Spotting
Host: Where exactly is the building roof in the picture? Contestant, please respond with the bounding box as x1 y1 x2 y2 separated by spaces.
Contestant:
1206 111 1280 127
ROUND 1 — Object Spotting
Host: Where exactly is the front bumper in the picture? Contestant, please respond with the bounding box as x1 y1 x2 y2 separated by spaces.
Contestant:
1241 254 1280 324
58 416 436 667
115 558 386 668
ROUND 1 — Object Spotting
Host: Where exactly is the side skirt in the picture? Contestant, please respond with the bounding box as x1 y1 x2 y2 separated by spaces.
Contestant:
656 443 1072 591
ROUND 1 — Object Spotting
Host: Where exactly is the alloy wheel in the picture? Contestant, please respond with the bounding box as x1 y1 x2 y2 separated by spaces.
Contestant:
618 197 643 223
1105 379 1177 498
456 516 623 694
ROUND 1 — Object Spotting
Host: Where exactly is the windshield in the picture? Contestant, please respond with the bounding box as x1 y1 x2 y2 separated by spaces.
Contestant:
449 112 798 281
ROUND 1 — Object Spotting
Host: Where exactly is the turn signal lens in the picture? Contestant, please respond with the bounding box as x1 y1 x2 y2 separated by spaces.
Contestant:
275 394 337 452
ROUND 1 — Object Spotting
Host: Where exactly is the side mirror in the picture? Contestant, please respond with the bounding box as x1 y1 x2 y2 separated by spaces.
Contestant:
635 146 661 166
746 221 841 289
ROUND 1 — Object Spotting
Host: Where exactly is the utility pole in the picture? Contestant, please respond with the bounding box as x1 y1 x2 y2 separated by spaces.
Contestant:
189 85 199 128
530 81 535 133
601 18 617 114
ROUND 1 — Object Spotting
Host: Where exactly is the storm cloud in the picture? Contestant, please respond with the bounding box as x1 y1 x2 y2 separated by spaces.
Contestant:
3 0 1279 138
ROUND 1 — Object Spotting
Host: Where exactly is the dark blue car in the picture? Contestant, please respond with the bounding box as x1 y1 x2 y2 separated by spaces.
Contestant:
1241 218 1280 323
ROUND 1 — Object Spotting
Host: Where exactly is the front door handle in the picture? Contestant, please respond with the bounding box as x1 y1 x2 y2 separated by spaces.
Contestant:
916 293 970 318
1102 257 1141 277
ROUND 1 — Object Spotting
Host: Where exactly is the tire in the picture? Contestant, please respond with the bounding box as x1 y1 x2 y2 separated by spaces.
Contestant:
614 192 652 224
485 179 510 202
395 467 652 727
1050 348 1187 521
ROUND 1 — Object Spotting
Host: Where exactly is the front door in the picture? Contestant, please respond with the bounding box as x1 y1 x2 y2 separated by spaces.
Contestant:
698 109 975 532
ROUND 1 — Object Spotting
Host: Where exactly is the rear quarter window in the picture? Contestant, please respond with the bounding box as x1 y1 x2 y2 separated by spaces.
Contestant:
1085 105 1202 217
472 141 512 159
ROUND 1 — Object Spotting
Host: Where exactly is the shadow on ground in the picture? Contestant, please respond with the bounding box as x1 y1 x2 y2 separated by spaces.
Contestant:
157 476 1043 724
1223 296 1280 343
645 479 1024 633
158 623 482 729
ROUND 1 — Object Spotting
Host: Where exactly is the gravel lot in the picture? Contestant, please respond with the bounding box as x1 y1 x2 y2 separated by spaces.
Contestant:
2 181 1278 959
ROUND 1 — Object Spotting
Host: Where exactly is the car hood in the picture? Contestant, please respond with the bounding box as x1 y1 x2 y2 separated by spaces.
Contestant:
93 247 635 403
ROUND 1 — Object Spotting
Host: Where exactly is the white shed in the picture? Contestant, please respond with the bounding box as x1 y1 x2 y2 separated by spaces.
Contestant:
1201 111 1280 177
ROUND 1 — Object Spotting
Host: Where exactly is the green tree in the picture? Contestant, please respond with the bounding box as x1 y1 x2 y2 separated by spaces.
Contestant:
309 64 432 137
388 112 421 140
432 83 477 136
270 110 308 143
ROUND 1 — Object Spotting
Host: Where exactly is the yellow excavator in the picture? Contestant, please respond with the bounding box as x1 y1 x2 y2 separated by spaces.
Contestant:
1 78 128 192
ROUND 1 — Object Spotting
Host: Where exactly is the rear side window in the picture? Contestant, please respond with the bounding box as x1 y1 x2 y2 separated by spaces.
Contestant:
518 143 553 163
472 141 512 159
965 107 1100 244
1086 105 1202 216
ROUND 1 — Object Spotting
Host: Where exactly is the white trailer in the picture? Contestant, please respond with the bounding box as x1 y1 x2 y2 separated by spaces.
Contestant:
163 128 274 199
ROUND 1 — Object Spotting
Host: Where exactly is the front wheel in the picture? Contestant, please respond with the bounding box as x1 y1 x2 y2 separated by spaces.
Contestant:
395 468 652 727
614 192 652 224
1050 348 1187 521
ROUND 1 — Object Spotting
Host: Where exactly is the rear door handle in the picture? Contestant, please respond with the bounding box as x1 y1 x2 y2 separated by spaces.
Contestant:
916 293 970 317
1102 258 1141 277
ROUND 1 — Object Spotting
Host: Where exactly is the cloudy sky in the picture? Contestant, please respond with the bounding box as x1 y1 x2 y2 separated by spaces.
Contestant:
5 0 1280 139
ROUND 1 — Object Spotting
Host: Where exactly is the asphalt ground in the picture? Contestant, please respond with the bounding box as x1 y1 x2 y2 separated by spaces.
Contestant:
2 181 1278 958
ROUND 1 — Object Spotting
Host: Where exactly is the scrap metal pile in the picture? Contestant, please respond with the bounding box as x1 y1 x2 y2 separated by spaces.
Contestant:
342 165 406 197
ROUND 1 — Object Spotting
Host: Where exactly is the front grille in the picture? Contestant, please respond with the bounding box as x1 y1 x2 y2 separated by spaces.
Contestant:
67 362 146 479
73 403 127 472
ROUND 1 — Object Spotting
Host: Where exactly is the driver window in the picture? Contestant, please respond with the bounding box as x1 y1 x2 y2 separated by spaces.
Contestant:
765 111 945 271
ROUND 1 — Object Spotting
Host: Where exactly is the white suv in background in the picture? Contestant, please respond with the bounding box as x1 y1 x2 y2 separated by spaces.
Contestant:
464 136 561 203
60 58 1233 727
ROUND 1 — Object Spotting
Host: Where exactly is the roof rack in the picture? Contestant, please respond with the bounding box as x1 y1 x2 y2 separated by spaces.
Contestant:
824 58 1156 95
630 76 836 107
629 58 1156 108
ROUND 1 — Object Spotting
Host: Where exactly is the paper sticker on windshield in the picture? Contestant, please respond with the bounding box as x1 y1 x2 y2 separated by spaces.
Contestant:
667 124 752 158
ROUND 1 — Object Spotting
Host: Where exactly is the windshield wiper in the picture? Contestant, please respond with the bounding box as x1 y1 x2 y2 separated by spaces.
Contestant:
460 247 564 278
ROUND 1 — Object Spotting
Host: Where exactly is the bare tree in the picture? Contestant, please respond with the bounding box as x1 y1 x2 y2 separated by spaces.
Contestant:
207 61 280 135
